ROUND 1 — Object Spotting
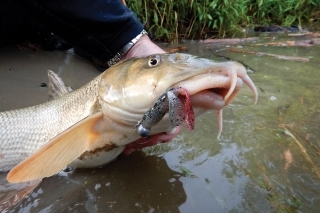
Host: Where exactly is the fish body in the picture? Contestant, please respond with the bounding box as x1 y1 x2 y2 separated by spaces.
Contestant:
0 75 101 171
0 53 257 183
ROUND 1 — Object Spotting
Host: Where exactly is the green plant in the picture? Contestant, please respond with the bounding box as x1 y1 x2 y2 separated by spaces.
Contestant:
126 0 320 42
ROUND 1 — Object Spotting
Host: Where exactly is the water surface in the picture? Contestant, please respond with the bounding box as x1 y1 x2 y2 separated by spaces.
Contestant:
0 34 319 212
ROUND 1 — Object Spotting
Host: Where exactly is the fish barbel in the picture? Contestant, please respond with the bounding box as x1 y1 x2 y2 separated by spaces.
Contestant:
0 53 258 183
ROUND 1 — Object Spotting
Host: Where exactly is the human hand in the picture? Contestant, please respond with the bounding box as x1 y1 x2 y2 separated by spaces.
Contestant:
120 35 165 61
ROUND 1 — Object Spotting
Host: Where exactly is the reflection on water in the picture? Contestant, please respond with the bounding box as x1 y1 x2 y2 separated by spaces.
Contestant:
1 34 320 212
6 152 186 213
0 175 41 212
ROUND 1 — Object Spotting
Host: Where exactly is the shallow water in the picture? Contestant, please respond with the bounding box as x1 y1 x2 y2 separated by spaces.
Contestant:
1 34 320 212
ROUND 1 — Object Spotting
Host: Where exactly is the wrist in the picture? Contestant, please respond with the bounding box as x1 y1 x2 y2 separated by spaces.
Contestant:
121 35 166 61
106 29 148 67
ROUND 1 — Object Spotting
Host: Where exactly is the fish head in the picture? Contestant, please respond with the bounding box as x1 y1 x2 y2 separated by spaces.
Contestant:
99 53 258 135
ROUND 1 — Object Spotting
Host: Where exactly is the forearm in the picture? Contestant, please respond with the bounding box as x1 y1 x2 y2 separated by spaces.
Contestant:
7 0 144 63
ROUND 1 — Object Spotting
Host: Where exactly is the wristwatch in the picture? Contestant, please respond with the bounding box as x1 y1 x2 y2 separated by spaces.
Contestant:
107 29 148 67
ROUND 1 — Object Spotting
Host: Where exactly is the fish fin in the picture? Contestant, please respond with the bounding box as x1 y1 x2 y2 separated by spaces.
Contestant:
7 112 104 183
48 70 73 101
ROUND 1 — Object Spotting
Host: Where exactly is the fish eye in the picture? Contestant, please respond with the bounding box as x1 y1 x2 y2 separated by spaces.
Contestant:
148 55 161 67
148 58 158 66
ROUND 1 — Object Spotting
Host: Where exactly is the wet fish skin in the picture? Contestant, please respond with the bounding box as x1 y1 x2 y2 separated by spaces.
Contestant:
0 75 101 172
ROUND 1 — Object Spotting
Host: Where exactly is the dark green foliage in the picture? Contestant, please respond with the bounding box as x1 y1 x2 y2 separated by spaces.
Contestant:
126 0 320 41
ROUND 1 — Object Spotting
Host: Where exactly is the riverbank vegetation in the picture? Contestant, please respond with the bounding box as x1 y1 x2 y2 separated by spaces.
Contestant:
126 0 320 42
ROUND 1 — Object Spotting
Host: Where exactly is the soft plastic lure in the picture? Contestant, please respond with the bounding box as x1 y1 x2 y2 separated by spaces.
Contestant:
135 87 195 137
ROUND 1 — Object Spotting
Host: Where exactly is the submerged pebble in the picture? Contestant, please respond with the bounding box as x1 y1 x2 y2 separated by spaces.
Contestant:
40 83 47 87
168 178 176 183
94 183 101 191
270 96 277 101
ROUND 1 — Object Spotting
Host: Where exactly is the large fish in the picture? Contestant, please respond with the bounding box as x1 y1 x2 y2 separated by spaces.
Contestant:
0 53 257 183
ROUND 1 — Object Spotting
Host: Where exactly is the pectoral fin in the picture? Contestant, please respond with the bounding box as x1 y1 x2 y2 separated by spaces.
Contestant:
7 112 104 183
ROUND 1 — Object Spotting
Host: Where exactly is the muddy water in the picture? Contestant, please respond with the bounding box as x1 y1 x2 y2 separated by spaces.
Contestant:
0 35 320 212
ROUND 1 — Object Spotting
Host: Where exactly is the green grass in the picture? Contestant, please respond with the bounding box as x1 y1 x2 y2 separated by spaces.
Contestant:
126 0 320 42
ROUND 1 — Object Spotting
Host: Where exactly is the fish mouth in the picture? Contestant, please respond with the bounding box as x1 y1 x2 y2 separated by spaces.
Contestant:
173 63 258 109
188 88 231 110
123 64 258 154
174 66 257 138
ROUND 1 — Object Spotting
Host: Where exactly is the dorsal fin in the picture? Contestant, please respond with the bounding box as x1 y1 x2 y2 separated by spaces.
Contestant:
7 112 104 183
48 70 73 101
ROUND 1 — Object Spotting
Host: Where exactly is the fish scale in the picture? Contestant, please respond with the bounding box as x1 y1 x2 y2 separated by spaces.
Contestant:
0 53 257 183
0 75 101 172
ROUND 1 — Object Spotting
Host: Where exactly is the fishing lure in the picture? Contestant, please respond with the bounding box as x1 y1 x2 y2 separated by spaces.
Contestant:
135 87 195 137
